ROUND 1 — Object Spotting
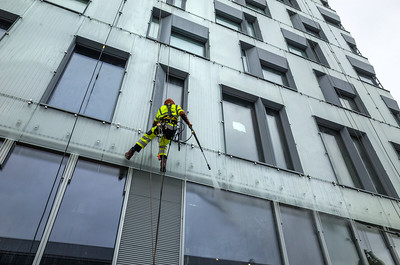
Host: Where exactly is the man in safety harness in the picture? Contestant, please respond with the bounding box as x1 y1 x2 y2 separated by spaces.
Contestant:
125 98 192 172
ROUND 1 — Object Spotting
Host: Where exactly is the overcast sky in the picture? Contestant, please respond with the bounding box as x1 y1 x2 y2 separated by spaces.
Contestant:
330 0 400 104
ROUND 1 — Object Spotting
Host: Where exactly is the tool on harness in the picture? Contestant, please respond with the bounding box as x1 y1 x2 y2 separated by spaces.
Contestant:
190 127 211 170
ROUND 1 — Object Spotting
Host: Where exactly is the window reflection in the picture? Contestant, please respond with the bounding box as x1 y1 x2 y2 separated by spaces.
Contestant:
47 45 126 122
319 214 361 265
40 159 126 265
280 205 325 265
0 145 66 264
170 31 205 57
356 223 395 265
184 183 282 265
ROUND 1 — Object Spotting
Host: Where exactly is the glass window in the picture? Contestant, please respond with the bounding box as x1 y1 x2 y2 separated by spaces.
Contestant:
148 16 160 39
0 145 66 264
222 95 262 161
288 44 307 57
170 31 205 57
47 45 126 122
163 75 184 107
337 93 360 112
245 2 265 14
241 49 249 72
356 223 395 265
351 136 386 195
319 126 361 188
280 206 325 265
266 108 293 170
390 232 400 258
262 65 288 86
45 0 89 13
358 72 378 86
320 214 361 265
304 25 320 38
175 0 184 8
40 159 126 265
216 15 241 31
246 21 256 37
0 18 12 38
185 183 282 265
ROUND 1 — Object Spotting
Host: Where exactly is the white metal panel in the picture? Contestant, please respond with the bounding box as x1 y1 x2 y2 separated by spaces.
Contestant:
280 89 338 182
116 0 154 36
209 23 242 70
258 15 287 48
0 2 82 101
0 0 34 15
186 0 214 21
85 0 122 25
267 0 293 26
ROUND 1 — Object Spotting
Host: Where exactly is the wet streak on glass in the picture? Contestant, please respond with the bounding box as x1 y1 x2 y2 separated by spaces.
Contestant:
280 205 325 265
356 223 395 265
319 214 361 265
0 145 66 265
184 183 282 265
40 159 126 265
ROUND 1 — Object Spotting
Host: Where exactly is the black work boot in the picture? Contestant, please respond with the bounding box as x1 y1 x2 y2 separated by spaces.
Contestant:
125 148 135 160
159 155 167 172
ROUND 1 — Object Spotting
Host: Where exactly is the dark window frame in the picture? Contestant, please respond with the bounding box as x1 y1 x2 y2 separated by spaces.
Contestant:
43 0 90 14
314 70 369 115
149 64 189 135
289 10 328 42
341 33 362 55
214 1 263 40
0 9 19 40
277 0 301 10
316 117 398 198
148 8 210 59
381 96 400 127
240 41 297 90
317 6 344 29
281 28 330 67
347 55 382 88
40 36 130 123
221 85 303 172
233 0 272 17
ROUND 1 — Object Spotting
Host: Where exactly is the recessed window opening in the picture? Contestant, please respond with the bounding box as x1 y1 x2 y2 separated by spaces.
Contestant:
163 75 184 107
262 65 288 86
148 16 160 39
288 43 307 57
245 1 265 13
215 14 241 31
170 31 206 57
336 91 360 112
358 72 378 86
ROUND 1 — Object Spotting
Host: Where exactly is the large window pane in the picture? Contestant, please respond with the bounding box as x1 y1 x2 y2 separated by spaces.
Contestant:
265 108 293 170
356 223 395 265
223 96 262 161
319 214 361 265
170 31 205 57
280 206 325 265
338 94 360 112
216 15 241 31
351 136 386 195
163 75 184 107
288 44 307 57
319 127 361 188
0 145 66 264
0 19 12 38
262 66 287 86
185 183 282 265
40 159 126 265
148 16 160 39
48 46 126 121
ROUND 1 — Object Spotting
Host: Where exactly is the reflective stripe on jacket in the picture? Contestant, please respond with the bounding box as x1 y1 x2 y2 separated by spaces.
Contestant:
154 104 184 125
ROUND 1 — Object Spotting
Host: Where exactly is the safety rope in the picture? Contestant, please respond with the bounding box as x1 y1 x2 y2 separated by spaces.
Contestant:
25 0 126 262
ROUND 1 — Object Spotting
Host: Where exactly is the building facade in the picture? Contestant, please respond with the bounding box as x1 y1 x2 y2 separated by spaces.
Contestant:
1 0 400 264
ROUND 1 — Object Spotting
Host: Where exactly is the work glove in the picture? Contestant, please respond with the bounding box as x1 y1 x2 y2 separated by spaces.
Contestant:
188 123 193 130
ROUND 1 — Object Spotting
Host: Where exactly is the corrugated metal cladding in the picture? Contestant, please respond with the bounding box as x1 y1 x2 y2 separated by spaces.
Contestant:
117 171 182 265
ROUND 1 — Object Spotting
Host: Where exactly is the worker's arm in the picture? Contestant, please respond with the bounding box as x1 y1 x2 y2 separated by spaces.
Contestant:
177 107 192 129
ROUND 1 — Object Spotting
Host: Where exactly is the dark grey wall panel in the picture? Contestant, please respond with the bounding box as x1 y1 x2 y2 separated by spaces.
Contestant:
317 6 341 24
341 33 357 46
215 1 243 22
172 16 208 42
281 28 307 48
257 48 288 72
381 95 400 113
347 56 376 76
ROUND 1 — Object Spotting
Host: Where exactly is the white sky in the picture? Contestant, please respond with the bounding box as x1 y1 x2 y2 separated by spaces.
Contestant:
330 0 400 104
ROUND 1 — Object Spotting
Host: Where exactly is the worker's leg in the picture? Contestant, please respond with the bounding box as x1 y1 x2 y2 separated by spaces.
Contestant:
158 136 171 172
125 126 159 160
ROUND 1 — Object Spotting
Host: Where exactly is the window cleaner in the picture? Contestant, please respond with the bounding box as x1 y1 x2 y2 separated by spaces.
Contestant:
125 98 192 172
